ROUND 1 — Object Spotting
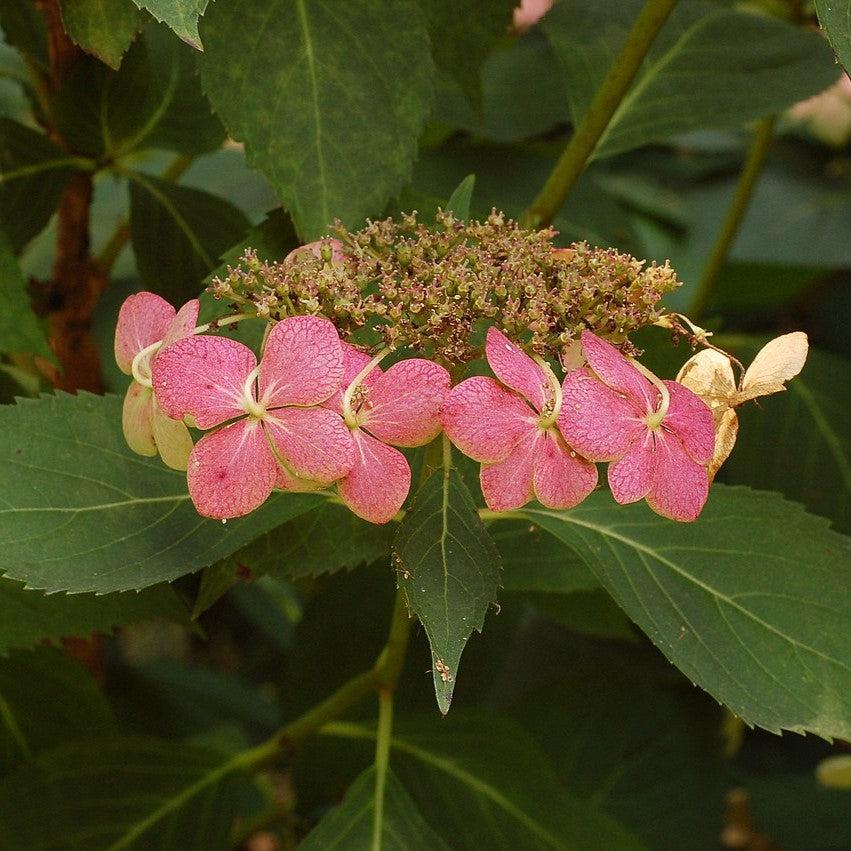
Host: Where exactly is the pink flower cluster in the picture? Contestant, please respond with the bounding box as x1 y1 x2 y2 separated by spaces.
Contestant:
116 295 715 524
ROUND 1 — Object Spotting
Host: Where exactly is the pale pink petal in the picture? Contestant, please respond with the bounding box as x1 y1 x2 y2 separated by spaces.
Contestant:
150 398 193 471
486 326 550 411
275 465 327 493
187 418 277 519
259 315 344 408
581 331 657 411
558 368 645 461
284 238 346 264
322 342 381 415
152 335 255 430
264 407 354 485
532 429 598 509
441 376 536 463
646 432 709 522
159 299 200 350
662 380 715 465
338 430 411 524
480 431 538 511
360 359 450 447
122 382 156 456
114 292 174 374
608 431 655 504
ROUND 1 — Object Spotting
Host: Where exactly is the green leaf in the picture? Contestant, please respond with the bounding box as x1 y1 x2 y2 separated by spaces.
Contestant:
56 24 225 158
432 29 571 143
128 173 250 301
0 118 75 251
0 646 116 771
0 736 253 849
717 340 850 534
199 0 435 239
192 501 393 617
445 173 475 221
425 0 515 110
542 0 838 159
132 0 208 50
0 392 323 593
518 485 851 739
513 637 724 849
0 231 51 359
323 713 647 850
0 575 190 654
393 464 502 714
301 766 450 850
58 0 144 69
0 3 49 69
815 0 851 74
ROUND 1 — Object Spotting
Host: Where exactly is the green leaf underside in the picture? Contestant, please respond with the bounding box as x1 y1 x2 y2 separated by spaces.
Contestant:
193 502 393 617
58 0 144 69
300 766 450 850
393 466 502 713
0 646 115 771
425 0 516 110
128 174 250 302
519 486 851 739
0 118 74 252
0 737 250 850
322 713 647 850
543 0 838 159
0 575 189 653
56 25 224 159
132 0 208 49
0 232 52 359
199 0 435 238
0 392 322 593
815 0 851 74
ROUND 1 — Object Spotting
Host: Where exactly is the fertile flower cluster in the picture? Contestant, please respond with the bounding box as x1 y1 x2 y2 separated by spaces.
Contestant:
210 211 680 365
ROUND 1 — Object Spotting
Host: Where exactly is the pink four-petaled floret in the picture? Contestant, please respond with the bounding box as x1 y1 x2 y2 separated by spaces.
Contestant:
558 331 715 521
114 292 199 470
325 343 450 524
441 327 598 511
152 315 353 520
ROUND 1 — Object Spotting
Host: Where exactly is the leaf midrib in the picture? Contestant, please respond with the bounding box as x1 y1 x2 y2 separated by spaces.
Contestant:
524 508 851 675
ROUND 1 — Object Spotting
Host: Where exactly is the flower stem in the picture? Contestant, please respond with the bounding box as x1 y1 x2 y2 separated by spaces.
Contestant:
521 0 679 229
689 116 775 319
371 688 394 850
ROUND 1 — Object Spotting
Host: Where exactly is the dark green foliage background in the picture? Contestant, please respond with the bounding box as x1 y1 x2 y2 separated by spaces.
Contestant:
0 0 849 847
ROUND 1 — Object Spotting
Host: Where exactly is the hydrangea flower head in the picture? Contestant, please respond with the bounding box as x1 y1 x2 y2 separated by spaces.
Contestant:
558 331 715 521
152 315 353 520
114 292 199 470
441 327 598 511
325 344 450 524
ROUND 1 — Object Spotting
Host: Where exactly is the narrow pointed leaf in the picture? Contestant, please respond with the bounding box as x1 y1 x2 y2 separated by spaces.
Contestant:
519 486 851 739
815 0 851 73
393 466 501 713
445 174 475 221
0 232 52 359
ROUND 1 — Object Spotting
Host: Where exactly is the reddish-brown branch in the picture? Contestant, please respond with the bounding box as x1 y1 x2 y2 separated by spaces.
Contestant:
33 0 107 392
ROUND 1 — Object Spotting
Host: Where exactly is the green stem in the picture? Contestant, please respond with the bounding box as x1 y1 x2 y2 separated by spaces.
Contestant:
371 689 394 850
689 116 775 319
521 0 679 229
